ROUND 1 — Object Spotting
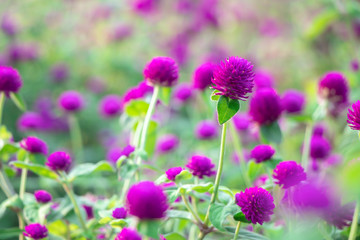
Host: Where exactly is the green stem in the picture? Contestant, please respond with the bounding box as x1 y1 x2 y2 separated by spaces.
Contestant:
349 201 359 240
301 122 313 170
229 122 251 187
233 221 241 240
181 193 202 225
203 122 228 225
0 169 13 198
19 155 30 200
0 92 5 125
69 114 83 163
18 212 24 240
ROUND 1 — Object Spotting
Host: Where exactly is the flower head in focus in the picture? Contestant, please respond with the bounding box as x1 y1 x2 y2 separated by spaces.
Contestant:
46 151 72 171
186 155 216 178
273 161 306 189
143 56 179 87
250 145 275 163
23 223 48 239
20 136 48 155
347 101 360 130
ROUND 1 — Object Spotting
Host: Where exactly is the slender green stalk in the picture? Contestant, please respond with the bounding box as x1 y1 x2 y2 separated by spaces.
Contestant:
0 92 5 125
301 122 313 170
18 212 24 240
69 114 83 163
349 201 359 240
229 122 251 187
181 193 202 225
203 122 228 225
0 170 13 198
19 155 30 200
233 221 241 240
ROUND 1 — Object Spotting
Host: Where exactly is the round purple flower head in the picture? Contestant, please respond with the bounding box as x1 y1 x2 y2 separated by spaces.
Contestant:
23 223 48 239
126 181 168 219
34 190 52 204
192 62 215 91
20 136 48 155
273 161 306 189
115 228 142 240
1 14 18 36
46 151 72 171
156 134 179 154
249 88 282 125
186 155 216 178
165 167 183 181
173 84 192 103
211 56 255 101
232 113 251 131
58 90 84 112
83 204 94 219
50 63 69 83
310 136 331 160
254 70 274 89
112 207 127 219
318 71 349 105
17 112 43 132
347 101 360 130
107 145 135 164
351 59 359 72
313 123 326 137
195 120 218 140
99 95 122 118
143 56 179 87
0 66 22 96
235 187 275 225
281 89 306 114
250 145 275 163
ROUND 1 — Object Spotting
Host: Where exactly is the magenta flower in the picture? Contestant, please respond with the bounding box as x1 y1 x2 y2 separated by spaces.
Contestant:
17 112 43 132
165 167 184 181
115 228 142 240
347 100 360 130
195 120 218 140
121 81 153 107
232 113 251 131
23 223 48 239
351 59 359 72
318 71 349 107
131 0 159 15
313 123 326 137
1 14 18 36
250 145 275 163
281 89 305 114
253 174 269 187
58 90 84 112
173 83 192 103
186 155 216 179
143 56 179 87
46 151 72 171
0 66 22 96
126 181 168 219
310 136 331 160
34 190 52 204
192 62 215 91
99 95 122 118
323 203 355 229
249 88 282 125
211 56 255 101
254 70 274 89
156 134 179 154
82 204 94 219
273 161 306 189
112 207 127 219
235 187 275 225
50 63 69 83
7 43 38 63
20 136 48 155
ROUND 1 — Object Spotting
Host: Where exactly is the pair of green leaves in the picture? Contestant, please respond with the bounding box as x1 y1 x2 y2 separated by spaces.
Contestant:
215 95 240 125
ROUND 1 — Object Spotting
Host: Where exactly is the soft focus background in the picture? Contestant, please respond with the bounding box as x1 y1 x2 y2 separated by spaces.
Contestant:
1 0 360 239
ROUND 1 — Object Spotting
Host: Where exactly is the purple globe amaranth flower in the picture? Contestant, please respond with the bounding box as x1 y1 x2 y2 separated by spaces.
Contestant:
250 145 275 163
7 43 39 63
254 70 274 89
109 25 133 42
112 207 127 219
46 151 72 171
310 136 331 160
126 181 168 219
99 95 122 118
156 135 179 154
195 120 218 140
106 145 135 164
249 88 282 125
132 0 159 15
253 174 269 187
168 32 190 67
83 204 94 219
173 83 192 103
17 112 44 132
143 56 179 87
50 63 69 83
192 62 215 91
313 123 326 137
351 59 359 72
1 14 18 36
347 100 360 130
186 155 216 179
115 228 142 240
121 81 154 107
211 56 255 101
281 89 306 114
165 167 184 181
232 113 251 131
318 71 349 107
34 190 52 204
235 187 275 225
273 161 306 189
23 223 48 239
0 66 22 96
20 136 48 155
58 90 84 112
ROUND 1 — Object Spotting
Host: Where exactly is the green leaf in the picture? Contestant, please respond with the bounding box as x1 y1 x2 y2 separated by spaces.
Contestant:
67 161 114 182
224 227 269 240
191 182 213 193
9 92 26 111
209 203 239 231
99 216 112 224
163 232 187 240
110 219 128 228
264 158 282 170
0 195 23 217
233 211 251 223
209 186 234 198
145 120 158 157
137 220 161 239
305 9 339 40
155 174 168 185
247 161 262 181
0 126 12 140
167 189 180 203
287 114 312 123
175 170 192 182
0 228 23 239
217 96 240 124
166 210 192 220
260 121 282 144
11 161 58 179
24 203 40 223
159 87 172 106
210 90 221 101
125 100 149 117
0 143 19 155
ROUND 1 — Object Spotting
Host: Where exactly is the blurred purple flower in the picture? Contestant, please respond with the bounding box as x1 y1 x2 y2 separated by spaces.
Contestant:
1 14 18 36
173 83 193 103
131 0 159 15
186 155 215 178
83 204 94 219
259 19 281 37
347 100 360 130
254 70 274 89
310 136 331 160
250 145 275 163
109 25 133 42
273 161 306 189
50 63 69 83
165 166 184 181
195 120 218 140
192 62 215 91
156 134 179 154
122 81 153 107
87 77 106 94
312 123 326 137
143 56 179 87
34 190 52 204
281 89 305 114
20 136 48 155
0 66 22 96
17 112 43 132
107 145 135 164
46 151 72 171
232 113 251 131
115 228 142 240
351 59 359 72
58 90 84 112
253 174 269 187
7 43 38 63
99 95 122 118
23 223 48 239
